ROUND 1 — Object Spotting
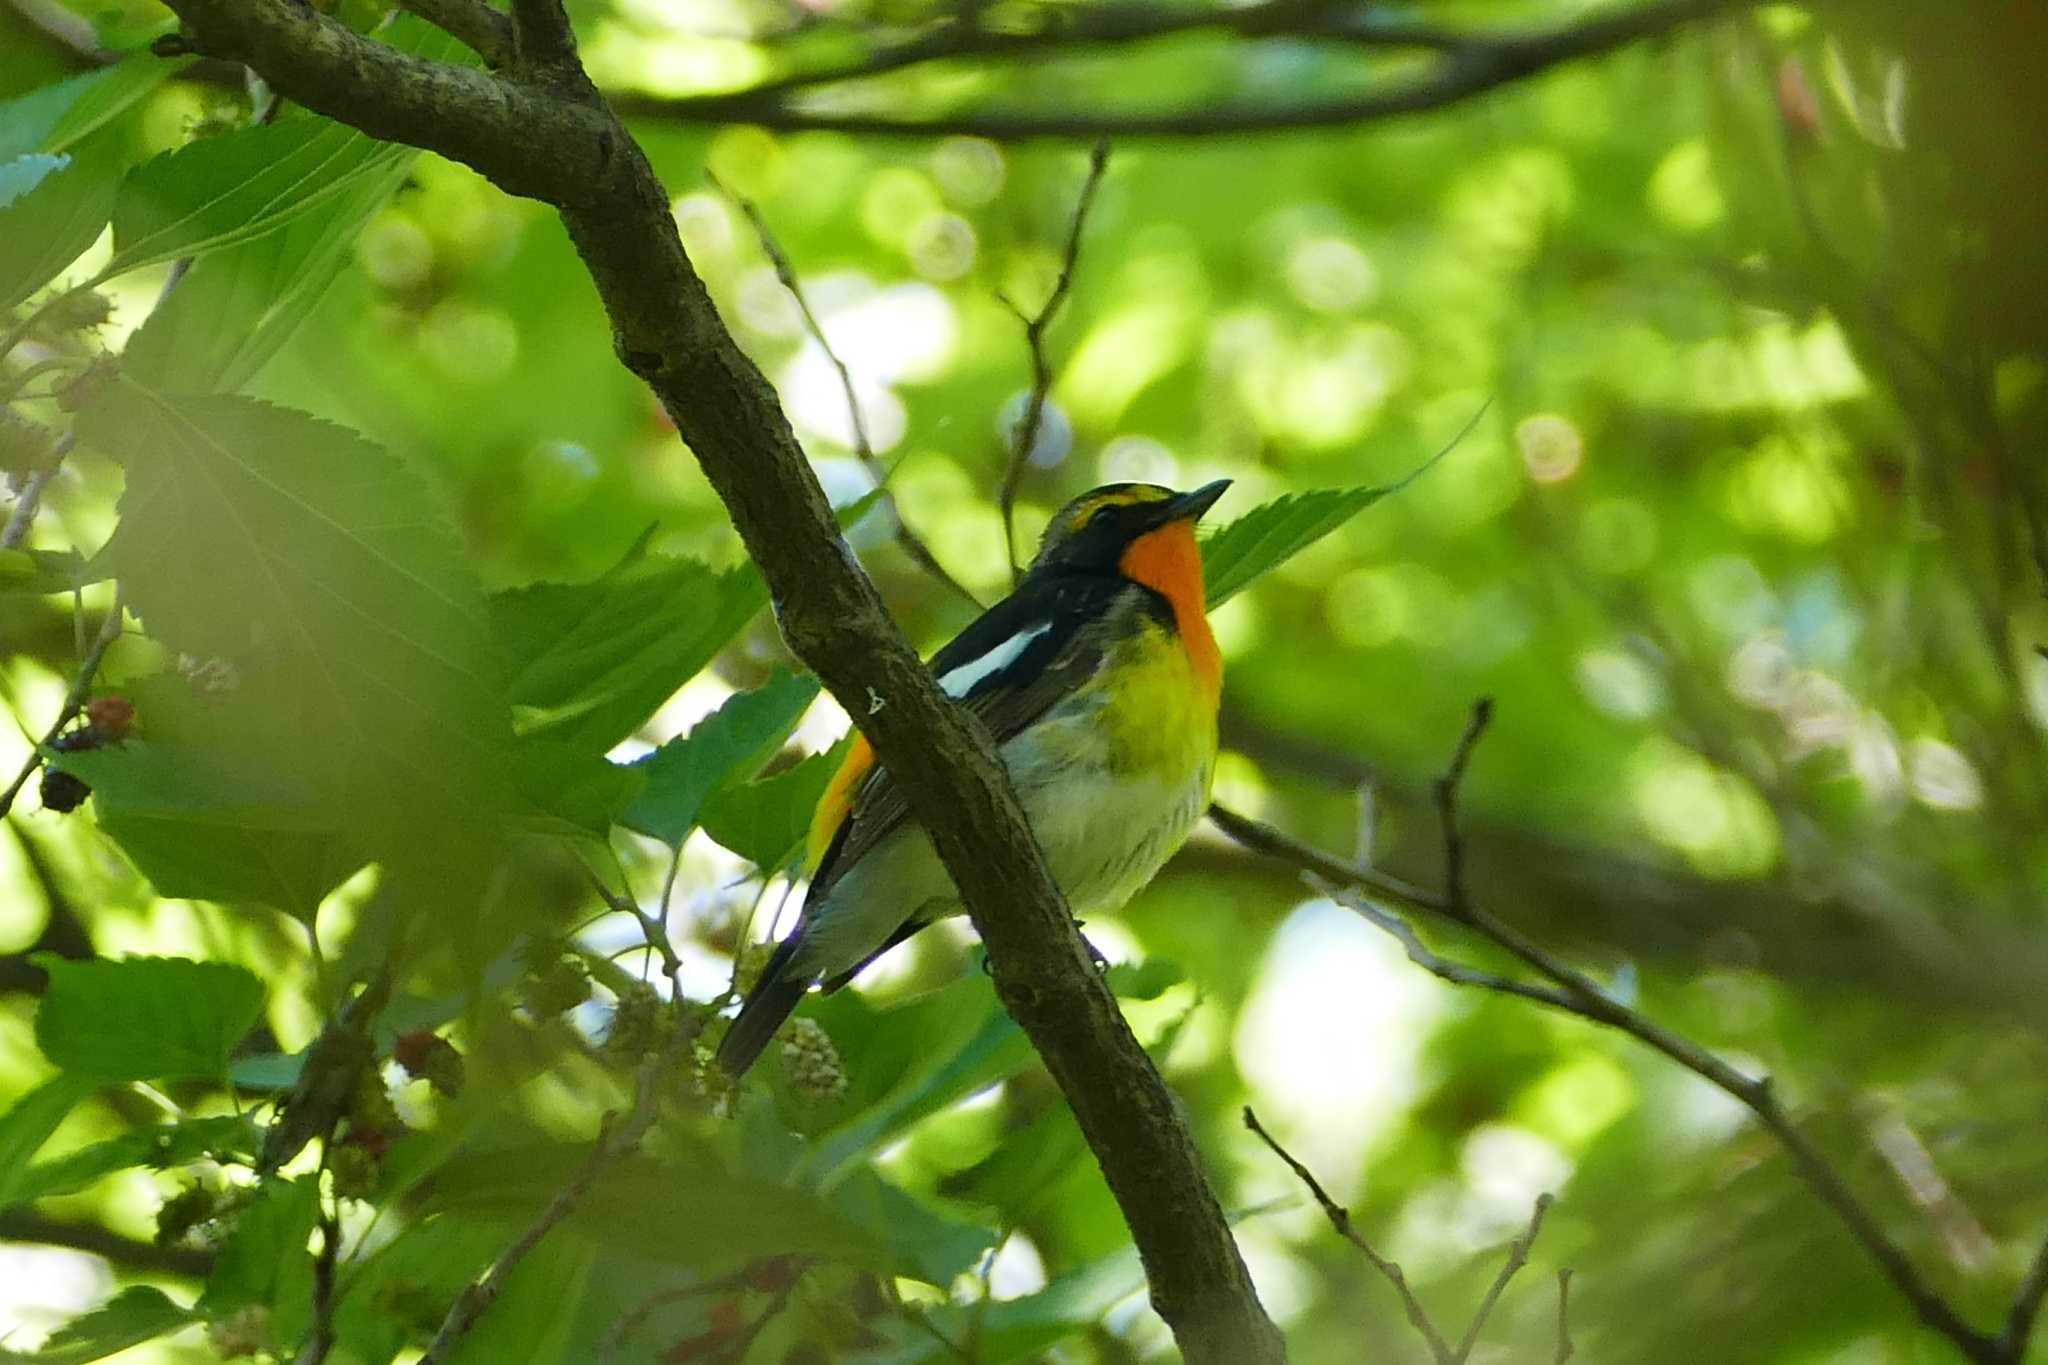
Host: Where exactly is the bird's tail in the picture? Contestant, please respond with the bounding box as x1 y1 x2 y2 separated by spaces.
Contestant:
715 934 811 1078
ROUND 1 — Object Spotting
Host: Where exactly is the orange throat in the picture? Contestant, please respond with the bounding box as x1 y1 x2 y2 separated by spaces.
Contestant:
1119 521 1221 698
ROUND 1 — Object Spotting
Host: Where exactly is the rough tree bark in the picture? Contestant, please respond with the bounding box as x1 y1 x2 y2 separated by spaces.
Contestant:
151 1 1287 1359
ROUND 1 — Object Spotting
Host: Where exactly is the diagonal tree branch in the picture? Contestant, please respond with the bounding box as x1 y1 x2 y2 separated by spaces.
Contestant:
397 0 512 69
612 0 1748 140
149 4 1282 1360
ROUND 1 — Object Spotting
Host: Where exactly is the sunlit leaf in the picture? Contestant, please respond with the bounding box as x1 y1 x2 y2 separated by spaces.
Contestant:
104 117 408 278
1198 485 1394 608
34 955 264 1082
124 151 415 393
0 1287 195 1365
0 58 171 162
0 153 64 209
623 669 821 846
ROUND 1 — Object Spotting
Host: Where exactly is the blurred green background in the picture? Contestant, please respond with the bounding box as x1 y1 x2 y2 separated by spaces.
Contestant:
2 0 2046 1360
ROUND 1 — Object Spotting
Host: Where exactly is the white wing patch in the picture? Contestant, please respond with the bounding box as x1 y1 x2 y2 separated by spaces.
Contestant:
938 622 1052 698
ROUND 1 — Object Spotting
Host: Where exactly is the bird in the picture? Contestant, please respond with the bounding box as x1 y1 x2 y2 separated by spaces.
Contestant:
715 479 1231 1077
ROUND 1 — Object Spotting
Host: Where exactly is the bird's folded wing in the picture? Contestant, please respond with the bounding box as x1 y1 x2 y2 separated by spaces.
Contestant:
807 575 1129 901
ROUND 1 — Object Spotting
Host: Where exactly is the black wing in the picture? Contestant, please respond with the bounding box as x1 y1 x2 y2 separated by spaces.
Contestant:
808 573 1135 905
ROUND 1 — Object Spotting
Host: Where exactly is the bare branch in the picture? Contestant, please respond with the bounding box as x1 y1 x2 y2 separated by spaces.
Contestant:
996 139 1109 581
1309 875 1576 1011
713 174 980 608
1243 1105 1455 1364
397 0 512 68
0 1208 214 1277
613 0 1748 141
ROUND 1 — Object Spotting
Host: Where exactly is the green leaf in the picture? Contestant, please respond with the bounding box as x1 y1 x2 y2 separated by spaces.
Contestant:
0 59 172 162
200 1175 320 1342
0 1287 194 1365
0 129 120 312
417 1139 889 1274
1198 485 1394 609
830 1166 995 1287
493 550 767 755
79 389 514 873
437 1234 594 1365
34 955 265 1082
104 116 409 277
47 741 354 917
0 1076 95 1206
623 669 820 846
513 737 647 835
881 1246 1148 1365
799 974 1033 1185
10 1114 258 1207
1198 417 1473 607
696 747 840 870
124 148 414 393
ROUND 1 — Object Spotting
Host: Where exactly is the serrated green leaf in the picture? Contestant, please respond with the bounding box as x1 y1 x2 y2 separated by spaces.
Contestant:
46 741 354 917
1198 485 1393 608
875 1246 1148 1365
103 116 407 277
697 747 839 870
79 389 514 875
494 552 767 755
200 1174 320 1342
1198 420 1472 606
124 148 414 393
34 955 265 1082
831 1166 997 1287
0 1076 95 1206
623 670 820 846
11 1114 258 1207
513 737 647 835
0 128 120 311
0 1286 194 1365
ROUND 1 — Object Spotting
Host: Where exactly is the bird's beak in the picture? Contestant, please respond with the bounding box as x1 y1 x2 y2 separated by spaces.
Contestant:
1166 479 1231 524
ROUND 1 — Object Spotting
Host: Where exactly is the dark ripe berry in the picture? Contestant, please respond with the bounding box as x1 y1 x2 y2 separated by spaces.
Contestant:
39 767 89 812
85 695 134 740
392 1030 465 1097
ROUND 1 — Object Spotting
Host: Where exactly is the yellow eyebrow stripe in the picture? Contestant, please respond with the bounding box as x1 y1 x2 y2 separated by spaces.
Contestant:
1067 485 1170 529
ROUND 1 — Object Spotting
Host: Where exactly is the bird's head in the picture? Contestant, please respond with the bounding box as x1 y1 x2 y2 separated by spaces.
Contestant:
1028 479 1231 580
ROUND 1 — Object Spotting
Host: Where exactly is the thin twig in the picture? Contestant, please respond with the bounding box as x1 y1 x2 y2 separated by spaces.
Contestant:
1310 875 1576 1010
711 172 980 608
1433 695 1493 914
0 585 122 820
398 0 513 67
995 139 1109 582
1453 1194 1552 1360
291 1200 343 1365
1553 1269 1574 1364
582 863 682 980
1242 1105 1456 1364
1 436 73 551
